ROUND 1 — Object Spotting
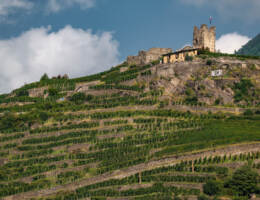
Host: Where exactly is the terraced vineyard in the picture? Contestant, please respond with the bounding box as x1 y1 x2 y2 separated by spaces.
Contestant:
0 54 260 200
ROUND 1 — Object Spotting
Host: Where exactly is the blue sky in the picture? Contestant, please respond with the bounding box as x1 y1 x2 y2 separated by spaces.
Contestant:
0 0 259 93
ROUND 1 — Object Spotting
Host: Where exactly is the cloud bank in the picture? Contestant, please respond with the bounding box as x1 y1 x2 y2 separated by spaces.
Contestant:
180 0 260 21
216 33 251 54
46 0 96 13
0 26 120 94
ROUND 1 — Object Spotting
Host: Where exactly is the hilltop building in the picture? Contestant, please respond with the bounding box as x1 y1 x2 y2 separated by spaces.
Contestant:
127 48 172 65
127 24 216 65
162 46 198 64
162 24 216 64
193 24 216 53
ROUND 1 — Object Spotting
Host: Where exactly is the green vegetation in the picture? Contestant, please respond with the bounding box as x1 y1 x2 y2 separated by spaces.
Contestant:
225 165 259 197
0 60 259 199
236 33 260 56
198 49 260 60
185 55 193 61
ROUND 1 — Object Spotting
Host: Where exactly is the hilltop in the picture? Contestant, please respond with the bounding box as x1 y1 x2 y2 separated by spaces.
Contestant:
237 33 260 56
0 50 260 200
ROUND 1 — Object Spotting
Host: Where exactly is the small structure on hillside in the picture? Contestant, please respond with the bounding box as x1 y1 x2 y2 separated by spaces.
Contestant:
127 48 172 65
211 69 223 77
162 46 199 64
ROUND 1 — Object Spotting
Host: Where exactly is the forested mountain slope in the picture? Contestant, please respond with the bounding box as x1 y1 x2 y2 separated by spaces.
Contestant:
237 33 260 56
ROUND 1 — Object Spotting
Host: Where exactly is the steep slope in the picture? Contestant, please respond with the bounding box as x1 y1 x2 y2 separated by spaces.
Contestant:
237 33 260 56
0 52 260 200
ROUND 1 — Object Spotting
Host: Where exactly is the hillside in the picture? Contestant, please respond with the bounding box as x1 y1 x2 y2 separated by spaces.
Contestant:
237 33 260 56
0 51 260 200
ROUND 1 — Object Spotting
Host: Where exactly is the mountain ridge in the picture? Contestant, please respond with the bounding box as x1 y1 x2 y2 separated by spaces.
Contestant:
237 33 260 56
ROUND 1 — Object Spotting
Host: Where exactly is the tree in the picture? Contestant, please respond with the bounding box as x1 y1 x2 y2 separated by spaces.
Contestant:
40 73 49 81
38 111 49 122
225 165 259 197
16 90 29 97
0 112 18 130
48 88 59 97
203 180 222 196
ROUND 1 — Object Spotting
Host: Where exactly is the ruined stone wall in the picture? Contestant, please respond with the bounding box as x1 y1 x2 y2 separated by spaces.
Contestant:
127 48 172 65
193 24 216 52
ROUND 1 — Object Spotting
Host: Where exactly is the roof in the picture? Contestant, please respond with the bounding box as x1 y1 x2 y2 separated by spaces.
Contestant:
162 47 199 56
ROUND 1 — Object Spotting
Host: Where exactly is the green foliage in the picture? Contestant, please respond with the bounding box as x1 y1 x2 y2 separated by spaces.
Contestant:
206 59 213 66
1 59 260 200
214 98 221 105
48 88 59 97
233 79 254 103
225 165 259 197
236 33 260 56
38 111 49 122
69 92 87 104
198 49 260 60
16 89 29 97
243 109 254 116
198 195 210 200
203 180 222 196
0 112 21 131
185 55 193 61
40 73 49 81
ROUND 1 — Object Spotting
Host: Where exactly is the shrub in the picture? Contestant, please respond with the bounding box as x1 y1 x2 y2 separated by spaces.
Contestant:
203 180 222 196
206 60 213 66
198 195 210 200
185 55 193 61
214 98 221 105
48 88 59 97
69 92 87 104
225 165 259 197
243 109 254 116
38 111 49 122
16 90 29 97
40 73 49 82
233 79 254 103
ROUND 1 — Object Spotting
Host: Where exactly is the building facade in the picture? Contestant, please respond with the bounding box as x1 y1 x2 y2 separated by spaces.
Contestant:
193 24 216 53
162 46 198 64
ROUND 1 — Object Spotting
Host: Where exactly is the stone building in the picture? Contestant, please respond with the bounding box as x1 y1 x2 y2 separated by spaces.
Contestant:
162 46 198 64
127 48 172 65
193 24 216 52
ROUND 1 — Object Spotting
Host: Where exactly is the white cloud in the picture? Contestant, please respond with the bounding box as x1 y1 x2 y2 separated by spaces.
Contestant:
216 33 251 54
0 26 120 93
180 0 260 21
46 0 95 13
0 0 33 16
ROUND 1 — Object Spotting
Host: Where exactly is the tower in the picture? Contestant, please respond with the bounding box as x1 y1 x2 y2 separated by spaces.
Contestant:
193 24 216 52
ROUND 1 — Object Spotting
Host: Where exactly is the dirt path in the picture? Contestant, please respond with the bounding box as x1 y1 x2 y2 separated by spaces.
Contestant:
5 142 260 200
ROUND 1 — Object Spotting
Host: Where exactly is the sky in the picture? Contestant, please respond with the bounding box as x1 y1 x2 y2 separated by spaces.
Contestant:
0 0 259 94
